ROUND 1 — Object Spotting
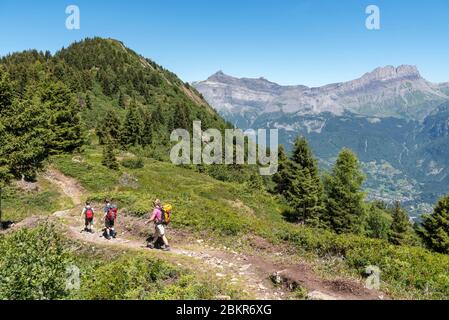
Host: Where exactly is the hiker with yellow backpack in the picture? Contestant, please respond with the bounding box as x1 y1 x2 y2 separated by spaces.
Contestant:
146 199 172 251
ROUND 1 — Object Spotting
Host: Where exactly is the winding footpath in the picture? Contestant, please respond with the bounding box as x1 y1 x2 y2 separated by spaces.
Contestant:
5 169 387 300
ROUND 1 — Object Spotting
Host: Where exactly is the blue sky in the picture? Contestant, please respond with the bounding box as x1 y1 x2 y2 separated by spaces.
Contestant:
0 0 448 86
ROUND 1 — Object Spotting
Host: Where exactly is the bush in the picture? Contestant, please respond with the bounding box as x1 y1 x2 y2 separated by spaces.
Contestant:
0 223 72 300
75 254 240 300
121 157 144 169
275 224 449 299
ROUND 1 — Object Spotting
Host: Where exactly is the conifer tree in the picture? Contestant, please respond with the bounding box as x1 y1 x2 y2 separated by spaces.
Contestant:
272 145 293 195
40 82 84 154
2 98 48 180
0 71 13 185
0 69 13 230
0 70 14 111
419 194 449 253
172 104 190 131
102 140 119 170
284 137 324 226
120 104 144 147
388 201 411 245
0 72 48 181
149 105 165 143
141 109 153 147
0 121 11 183
0 113 9 230
323 148 365 234
247 172 264 190
97 110 121 146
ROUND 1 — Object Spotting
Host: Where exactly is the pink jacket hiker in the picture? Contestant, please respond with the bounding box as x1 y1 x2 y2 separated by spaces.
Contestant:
150 206 162 223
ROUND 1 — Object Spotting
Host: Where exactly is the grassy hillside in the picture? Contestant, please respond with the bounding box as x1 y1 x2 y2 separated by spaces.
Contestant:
2 38 449 301
46 145 449 300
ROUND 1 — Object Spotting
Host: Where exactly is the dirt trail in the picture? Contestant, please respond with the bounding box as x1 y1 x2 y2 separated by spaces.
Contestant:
43 168 85 206
11 169 386 300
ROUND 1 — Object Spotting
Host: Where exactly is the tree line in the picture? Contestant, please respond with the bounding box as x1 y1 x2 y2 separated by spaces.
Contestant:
273 136 449 254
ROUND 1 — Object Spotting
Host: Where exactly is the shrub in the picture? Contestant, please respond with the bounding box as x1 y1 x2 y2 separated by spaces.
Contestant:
275 224 449 299
121 157 144 169
76 254 240 300
0 223 72 300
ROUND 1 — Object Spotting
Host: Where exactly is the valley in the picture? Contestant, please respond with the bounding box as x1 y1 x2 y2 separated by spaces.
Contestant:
194 69 449 218
2 38 449 301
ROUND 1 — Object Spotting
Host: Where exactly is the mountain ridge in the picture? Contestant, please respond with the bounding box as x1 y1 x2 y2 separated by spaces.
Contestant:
194 65 449 123
193 66 449 217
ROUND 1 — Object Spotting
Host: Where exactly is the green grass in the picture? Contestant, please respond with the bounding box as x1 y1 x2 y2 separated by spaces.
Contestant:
47 147 449 299
1 177 72 223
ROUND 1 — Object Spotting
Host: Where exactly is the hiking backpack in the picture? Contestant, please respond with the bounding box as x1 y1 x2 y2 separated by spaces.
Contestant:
160 204 172 225
85 207 94 219
107 206 117 221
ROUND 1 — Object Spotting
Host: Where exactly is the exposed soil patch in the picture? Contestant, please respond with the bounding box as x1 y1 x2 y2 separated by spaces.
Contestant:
13 179 39 193
43 168 85 206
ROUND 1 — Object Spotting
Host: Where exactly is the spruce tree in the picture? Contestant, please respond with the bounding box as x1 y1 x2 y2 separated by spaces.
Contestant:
272 145 293 195
40 82 84 154
419 194 449 253
0 71 12 184
247 172 264 191
323 148 365 234
172 104 190 131
149 105 166 144
388 201 411 245
97 110 121 146
0 121 9 230
1 72 48 180
141 108 153 147
0 69 14 111
102 141 119 170
0 121 11 183
285 137 324 225
120 104 144 147
2 98 48 180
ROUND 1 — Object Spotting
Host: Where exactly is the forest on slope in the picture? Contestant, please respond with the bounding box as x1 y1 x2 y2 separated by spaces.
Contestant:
1 38 449 300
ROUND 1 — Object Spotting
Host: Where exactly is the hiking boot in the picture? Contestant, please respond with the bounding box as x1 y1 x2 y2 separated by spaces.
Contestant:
162 245 171 251
147 243 155 249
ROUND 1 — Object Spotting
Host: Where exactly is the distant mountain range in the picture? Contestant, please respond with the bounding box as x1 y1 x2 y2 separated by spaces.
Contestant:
193 66 449 217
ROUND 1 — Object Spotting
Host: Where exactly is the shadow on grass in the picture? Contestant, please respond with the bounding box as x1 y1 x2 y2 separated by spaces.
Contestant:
146 235 165 249
1 220 15 230
281 209 303 224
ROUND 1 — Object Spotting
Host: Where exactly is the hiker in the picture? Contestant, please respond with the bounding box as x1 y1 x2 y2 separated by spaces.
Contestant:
81 201 95 233
146 199 171 251
102 199 117 240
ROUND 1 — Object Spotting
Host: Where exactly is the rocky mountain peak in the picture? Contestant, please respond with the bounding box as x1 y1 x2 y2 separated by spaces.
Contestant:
207 70 231 82
360 65 421 82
